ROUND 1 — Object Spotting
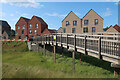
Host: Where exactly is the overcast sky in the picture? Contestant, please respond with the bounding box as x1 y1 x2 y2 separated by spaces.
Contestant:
0 1 119 30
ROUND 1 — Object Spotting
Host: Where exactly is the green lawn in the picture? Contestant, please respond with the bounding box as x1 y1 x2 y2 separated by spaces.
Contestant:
2 41 118 78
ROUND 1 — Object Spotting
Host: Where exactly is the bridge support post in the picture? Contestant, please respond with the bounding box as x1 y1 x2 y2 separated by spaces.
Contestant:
54 45 56 63
72 50 75 73
111 63 120 77
62 47 64 57
68 48 75 73
44 43 46 56
79 53 81 64
37 42 39 52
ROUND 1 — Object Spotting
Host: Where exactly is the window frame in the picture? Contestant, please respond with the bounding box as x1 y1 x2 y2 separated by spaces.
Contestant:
63 28 66 33
84 20 89 26
22 30 24 34
22 25 25 29
83 27 88 33
36 23 38 28
95 19 98 25
18 25 20 29
34 30 37 35
73 21 77 26
29 30 32 34
66 21 69 26
92 27 96 32
72 28 76 33
29 24 32 28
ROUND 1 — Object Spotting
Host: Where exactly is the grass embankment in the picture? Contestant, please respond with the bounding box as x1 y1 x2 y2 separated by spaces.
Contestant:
2 41 117 78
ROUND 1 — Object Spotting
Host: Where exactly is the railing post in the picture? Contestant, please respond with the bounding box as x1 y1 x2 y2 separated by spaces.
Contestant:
66 34 69 49
74 34 76 51
60 33 62 46
98 37 102 59
84 36 87 55
72 50 75 73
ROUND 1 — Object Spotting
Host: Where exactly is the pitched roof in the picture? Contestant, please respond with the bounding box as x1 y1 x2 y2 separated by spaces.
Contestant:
21 17 30 23
3 30 11 35
48 29 57 33
33 16 48 26
62 11 81 22
113 24 120 32
82 9 103 20
0 20 11 28
103 27 109 31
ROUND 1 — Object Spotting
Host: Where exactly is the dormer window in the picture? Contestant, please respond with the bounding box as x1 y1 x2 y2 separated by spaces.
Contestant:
66 21 69 26
95 19 98 25
29 24 32 28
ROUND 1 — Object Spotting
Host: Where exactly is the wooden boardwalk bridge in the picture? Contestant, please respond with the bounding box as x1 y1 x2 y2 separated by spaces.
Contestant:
28 33 120 74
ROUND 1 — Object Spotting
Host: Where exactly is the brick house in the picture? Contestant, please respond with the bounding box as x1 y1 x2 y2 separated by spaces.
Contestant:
0 20 12 40
15 16 55 40
62 9 103 33
28 16 48 39
15 17 30 40
106 24 120 33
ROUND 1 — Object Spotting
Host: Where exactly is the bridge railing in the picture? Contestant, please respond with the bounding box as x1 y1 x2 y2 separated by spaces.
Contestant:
31 33 120 58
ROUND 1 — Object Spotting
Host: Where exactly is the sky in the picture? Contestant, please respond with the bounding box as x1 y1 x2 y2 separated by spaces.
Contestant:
0 1 119 30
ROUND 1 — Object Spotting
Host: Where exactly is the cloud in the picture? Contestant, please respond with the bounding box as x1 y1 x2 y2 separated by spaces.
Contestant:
0 11 5 16
10 14 14 16
1 0 44 8
45 13 67 18
102 8 112 17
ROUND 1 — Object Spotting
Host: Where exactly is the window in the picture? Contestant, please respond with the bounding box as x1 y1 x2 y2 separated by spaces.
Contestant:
19 36 21 39
92 27 96 32
22 30 24 34
16 31 18 35
25 35 28 40
72 28 76 33
83 27 88 33
31 36 33 38
84 20 89 25
66 21 69 26
29 30 32 34
95 19 98 25
29 24 32 28
22 25 25 29
73 21 77 26
63 28 66 33
18 25 20 29
36 23 38 28
34 30 37 35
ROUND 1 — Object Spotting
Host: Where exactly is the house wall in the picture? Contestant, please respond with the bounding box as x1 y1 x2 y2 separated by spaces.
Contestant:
106 27 118 32
82 10 103 33
62 12 82 33
15 16 49 40
2 31 9 40
62 10 103 33
15 18 28 40
28 17 42 38
42 29 51 35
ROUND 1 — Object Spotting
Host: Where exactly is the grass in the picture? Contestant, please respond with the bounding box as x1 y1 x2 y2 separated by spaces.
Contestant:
2 41 119 78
